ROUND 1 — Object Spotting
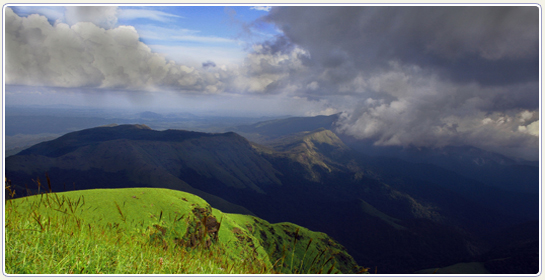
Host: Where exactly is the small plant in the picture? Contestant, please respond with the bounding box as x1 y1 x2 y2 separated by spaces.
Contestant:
5 177 16 199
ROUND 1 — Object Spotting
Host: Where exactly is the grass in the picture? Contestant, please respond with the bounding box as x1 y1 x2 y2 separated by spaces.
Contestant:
5 177 366 274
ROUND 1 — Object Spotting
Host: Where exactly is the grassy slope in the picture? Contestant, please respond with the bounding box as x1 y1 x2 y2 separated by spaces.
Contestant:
5 187 362 274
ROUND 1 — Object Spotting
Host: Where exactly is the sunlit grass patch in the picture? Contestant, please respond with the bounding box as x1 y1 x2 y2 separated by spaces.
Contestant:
5 179 364 274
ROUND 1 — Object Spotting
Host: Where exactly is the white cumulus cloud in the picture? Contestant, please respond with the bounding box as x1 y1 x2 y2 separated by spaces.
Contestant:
65 6 119 29
4 7 227 92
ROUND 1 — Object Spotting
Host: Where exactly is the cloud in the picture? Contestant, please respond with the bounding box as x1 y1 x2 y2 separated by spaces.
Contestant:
202 61 216 68
251 6 272 12
65 6 119 29
149 44 246 68
305 107 339 117
247 6 540 159
11 6 65 22
171 34 238 44
238 32 538 159
127 24 238 45
4 7 226 92
265 6 539 85
122 24 243 67
118 8 183 22
224 7 279 46
518 121 539 137
131 25 199 41
226 43 310 93
332 65 539 159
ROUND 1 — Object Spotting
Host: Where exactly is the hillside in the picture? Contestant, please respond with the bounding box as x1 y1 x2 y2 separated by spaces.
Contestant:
5 187 362 274
233 114 539 196
5 124 539 274
253 129 350 182
233 114 339 143
7 125 282 215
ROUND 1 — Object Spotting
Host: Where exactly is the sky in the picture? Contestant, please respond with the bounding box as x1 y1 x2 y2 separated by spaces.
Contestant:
3 5 541 160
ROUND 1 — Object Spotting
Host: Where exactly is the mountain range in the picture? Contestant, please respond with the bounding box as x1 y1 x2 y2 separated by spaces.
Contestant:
233 113 539 195
5 116 539 274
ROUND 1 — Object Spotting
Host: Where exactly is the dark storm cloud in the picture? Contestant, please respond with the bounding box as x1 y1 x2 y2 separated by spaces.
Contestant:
255 6 539 160
265 6 539 86
259 35 296 55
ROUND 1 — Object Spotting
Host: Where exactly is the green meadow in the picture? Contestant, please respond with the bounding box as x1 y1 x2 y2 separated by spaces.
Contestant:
5 182 364 274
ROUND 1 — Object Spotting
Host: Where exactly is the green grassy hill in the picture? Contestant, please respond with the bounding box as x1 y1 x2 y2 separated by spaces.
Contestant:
5 187 363 274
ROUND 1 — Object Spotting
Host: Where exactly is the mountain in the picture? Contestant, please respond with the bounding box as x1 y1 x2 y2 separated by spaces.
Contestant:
233 114 339 143
8 124 277 215
235 116 538 222
233 114 539 195
478 220 540 274
5 124 539 274
343 139 539 195
4 106 292 156
139 111 164 120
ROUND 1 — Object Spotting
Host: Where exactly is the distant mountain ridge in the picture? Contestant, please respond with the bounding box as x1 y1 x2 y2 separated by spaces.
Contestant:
8 125 275 215
5 123 538 274
233 114 539 195
17 124 238 157
234 114 339 143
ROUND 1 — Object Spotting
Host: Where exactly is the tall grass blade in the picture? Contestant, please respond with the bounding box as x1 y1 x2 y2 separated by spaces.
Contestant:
176 214 185 222
326 261 336 274
298 238 313 273
289 227 300 271
114 201 126 222
307 249 326 273
45 172 52 193
31 212 44 232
